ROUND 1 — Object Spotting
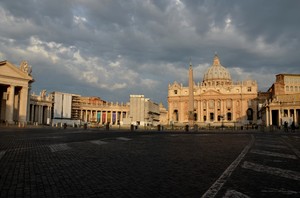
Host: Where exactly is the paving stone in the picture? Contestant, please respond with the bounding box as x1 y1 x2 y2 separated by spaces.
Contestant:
0 128 299 197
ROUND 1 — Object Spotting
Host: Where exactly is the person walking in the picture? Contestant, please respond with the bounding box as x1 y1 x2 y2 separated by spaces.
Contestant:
291 121 295 133
284 121 288 133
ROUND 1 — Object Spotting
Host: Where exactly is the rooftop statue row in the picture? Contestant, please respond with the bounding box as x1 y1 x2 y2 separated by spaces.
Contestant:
30 90 52 102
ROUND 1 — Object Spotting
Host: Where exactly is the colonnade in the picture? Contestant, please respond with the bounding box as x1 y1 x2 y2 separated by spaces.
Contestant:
79 109 128 125
266 106 300 126
28 104 52 125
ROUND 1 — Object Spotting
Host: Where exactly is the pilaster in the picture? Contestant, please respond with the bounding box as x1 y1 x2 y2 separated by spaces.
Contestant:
5 85 15 124
19 86 28 124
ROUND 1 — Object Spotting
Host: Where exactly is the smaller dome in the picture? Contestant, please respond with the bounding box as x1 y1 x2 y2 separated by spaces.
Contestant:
203 54 232 82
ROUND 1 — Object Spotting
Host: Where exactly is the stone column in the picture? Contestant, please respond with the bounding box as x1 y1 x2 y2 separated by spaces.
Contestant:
89 110 92 122
39 105 43 124
48 106 51 124
205 101 208 122
36 105 39 124
90 110 94 122
199 101 202 122
31 105 34 123
85 110 87 122
26 85 31 123
293 109 296 123
110 111 113 124
19 86 29 125
269 108 272 126
231 100 235 121
214 100 217 122
197 100 201 122
115 111 118 125
6 85 15 124
278 107 282 126
266 107 269 127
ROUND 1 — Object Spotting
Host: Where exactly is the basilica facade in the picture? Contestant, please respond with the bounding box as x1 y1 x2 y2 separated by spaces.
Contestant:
168 54 259 127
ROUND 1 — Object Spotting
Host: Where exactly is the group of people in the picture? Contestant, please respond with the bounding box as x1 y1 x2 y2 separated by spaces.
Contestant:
283 121 296 132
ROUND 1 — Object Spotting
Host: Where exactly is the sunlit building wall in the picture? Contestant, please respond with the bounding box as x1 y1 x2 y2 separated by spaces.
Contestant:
261 74 300 127
168 54 258 127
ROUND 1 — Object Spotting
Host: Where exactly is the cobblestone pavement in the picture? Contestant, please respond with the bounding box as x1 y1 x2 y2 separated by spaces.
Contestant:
0 127 299 197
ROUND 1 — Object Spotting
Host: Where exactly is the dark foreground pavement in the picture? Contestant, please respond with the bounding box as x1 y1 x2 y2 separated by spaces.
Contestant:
0 127 299 197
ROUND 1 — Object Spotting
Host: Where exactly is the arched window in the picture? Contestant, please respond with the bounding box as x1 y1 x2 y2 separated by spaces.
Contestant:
173 110 179 121
247 108 253 121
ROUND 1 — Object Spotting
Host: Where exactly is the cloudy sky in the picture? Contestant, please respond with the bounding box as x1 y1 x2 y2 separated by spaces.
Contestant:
1 0 300 106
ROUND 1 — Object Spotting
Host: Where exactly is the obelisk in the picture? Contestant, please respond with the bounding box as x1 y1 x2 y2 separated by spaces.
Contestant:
188 61 194 126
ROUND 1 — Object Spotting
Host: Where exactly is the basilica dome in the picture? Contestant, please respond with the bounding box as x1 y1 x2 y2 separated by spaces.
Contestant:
203 54 232 83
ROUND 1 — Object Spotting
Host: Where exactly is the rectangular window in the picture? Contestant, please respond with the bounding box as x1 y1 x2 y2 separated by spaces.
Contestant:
203 116 207 121
227 112 232 121
247 87 252 92
174 90 178 94
210 113 214 121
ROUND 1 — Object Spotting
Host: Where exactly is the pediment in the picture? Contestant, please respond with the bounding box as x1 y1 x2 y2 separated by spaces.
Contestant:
169 81 181 89
202 89 223 96
0 61 33 81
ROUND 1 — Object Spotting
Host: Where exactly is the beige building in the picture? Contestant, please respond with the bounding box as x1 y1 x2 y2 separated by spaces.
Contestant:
71 94 130 126
0 61 33 126
262 74 300 127
124 95 160 126
48 92 129 126
168 54 258 127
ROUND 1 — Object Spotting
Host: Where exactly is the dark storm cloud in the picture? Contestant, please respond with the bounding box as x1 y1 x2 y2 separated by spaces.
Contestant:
1 0 300 106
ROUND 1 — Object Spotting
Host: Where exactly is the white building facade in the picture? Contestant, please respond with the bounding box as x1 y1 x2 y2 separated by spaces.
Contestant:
125 95 160 126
